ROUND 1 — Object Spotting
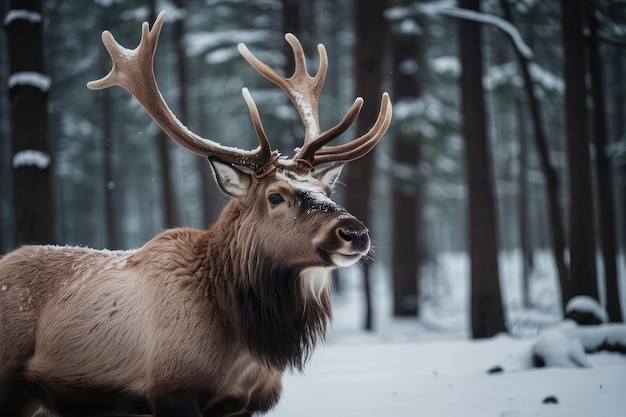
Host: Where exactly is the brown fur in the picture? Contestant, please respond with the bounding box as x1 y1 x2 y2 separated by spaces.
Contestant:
0 165 370 417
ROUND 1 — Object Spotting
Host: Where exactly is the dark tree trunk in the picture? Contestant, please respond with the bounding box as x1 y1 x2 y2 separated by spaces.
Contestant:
516 98 532 308
149 1 179 228
186 51 223 227
500 0 569 310
5 0 56 246
610 49 625 256
561 0 599 301
390 18 422 317
457 0 506 338
99 19 119 249
281 0 317 158
282 0 303 58
346 0 388 330
586 1 621 322
0 8 14 253
609 48 625 254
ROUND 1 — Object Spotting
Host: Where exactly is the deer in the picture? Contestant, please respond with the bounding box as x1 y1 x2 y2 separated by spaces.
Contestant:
0 11 391 417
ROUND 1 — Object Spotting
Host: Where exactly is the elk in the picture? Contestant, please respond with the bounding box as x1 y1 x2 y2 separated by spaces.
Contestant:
0 11 391 417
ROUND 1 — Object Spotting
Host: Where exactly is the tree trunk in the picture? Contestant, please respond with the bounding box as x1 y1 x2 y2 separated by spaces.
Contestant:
149 1 179 228
561 0 599 301
346 0 388 330
609 48 625 255
390 16 422 317
99 20 119 249
516 98 532 308
5 0 56 246
457 0 506 338
500 0 569 311
586 1 621 322
0 12 14 253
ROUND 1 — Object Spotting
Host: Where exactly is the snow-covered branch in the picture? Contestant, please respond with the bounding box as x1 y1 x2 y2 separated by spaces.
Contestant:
439 7 533 60
13 150 51 170
8 72 51 93
4 9 42 26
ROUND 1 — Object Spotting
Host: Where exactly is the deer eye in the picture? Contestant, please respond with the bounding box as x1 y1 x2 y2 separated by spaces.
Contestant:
268 193 285 205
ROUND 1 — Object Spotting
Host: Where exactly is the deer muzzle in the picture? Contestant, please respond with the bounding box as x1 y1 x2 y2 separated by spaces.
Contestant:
315 216 370 267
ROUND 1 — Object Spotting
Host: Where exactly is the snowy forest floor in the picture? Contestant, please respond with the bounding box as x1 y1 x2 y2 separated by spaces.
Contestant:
267 251 626 417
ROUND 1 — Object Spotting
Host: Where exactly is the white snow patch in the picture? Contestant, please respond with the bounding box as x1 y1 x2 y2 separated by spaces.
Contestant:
205 47 239 64
186 30 269 57
529 62 564 94
13 149 51 169
431 55 460 77
4 9 42 25
264 252 626 416
8 71 51 93
566 295 609 323
532 327 592 368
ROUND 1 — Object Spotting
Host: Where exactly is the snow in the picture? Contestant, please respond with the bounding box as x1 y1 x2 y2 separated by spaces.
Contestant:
186 30 269 57
3 9 42 26
8 71 51 93
290 90 320 139
264 253 626 416
269 337 625 417
439 7 533 59
431 55 460 77
12 149 51 169
566 296 609 323
532 327 592 368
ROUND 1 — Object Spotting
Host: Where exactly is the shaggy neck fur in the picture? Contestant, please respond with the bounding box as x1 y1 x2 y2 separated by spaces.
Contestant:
237 260 332 371
201 202 332 372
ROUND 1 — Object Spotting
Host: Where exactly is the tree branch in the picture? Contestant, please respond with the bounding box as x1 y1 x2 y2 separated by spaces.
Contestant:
439 7 533 59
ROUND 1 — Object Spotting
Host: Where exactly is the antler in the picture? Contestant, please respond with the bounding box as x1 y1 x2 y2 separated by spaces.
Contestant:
238 33 392 167
87 11 276 173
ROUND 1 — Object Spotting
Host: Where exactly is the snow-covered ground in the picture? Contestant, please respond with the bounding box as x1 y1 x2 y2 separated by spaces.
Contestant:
267 252 626 416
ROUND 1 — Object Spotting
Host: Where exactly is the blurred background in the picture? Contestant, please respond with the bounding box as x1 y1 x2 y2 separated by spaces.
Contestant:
2 0 625 337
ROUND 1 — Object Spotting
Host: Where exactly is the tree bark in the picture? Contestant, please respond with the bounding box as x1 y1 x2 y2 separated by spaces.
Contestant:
561 0 599 301
610 48 625 257
99 16 119 250
346 0 388 330
457 0 506 338
390 18 422 317
500 0 569 311
5 0 56 245
586 1 621 322
608 47 625 255
149 0 180 228
515 98 532 308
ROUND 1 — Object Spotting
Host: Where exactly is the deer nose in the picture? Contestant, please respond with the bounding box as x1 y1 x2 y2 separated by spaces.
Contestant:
337 226 370 253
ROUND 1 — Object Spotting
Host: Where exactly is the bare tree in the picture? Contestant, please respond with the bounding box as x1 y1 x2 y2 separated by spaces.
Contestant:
499 0 570 310
390 6 422 317
586 0 621 322
345 0 389 330
561 0 599 303
457 0 506 338
149 0 180 228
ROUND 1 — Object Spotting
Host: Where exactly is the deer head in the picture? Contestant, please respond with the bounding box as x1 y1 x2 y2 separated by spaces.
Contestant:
87 11 392 271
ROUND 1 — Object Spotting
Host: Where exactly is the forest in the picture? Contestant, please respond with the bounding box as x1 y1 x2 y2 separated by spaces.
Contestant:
1 0 625 338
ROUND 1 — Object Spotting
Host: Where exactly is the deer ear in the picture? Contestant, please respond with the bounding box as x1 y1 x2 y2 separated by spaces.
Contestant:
313 164 344 189
209 157 252 198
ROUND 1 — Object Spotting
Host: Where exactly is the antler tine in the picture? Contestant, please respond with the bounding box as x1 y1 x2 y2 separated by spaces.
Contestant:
239 34 392 169
87 11 274 172
296 98 364 162
238 33 328 145
312 92 392 165
241 87 273 160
